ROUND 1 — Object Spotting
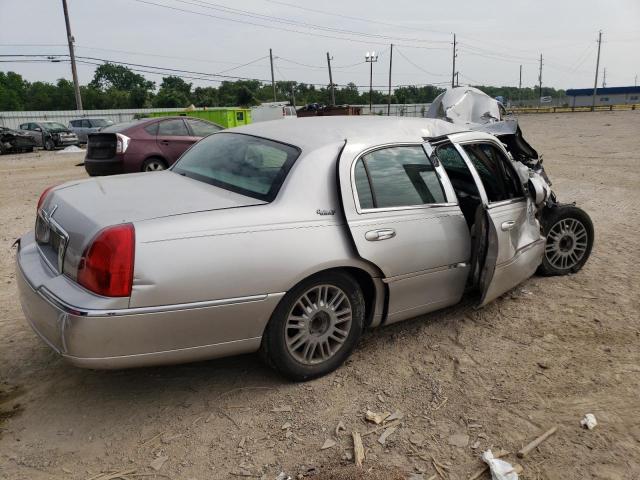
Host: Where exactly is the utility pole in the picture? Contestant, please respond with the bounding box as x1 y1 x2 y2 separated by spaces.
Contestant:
602 67 607 88
538 54 543 105
291 85 296 108
592 30 602 111
326 52 335 106
61 0 82 111
455 72 459 87
519 64 522 105
269 48 276 102
387 44 393 116
451 33 457 89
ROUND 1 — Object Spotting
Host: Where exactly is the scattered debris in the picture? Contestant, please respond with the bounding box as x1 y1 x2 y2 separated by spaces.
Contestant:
335 420 346 436
281 422 292 430
275 473 291 480
238 437 246 448
149 455 168 471
537 360 550 370
363 419 401 437
386 410 404 422
468 449 510 480
581 413 598 430
471 440 481 449
365 410 390 425
56 145 84 154
352 432 365 467
377 426 397 445
272 405 293 413
321 438 336 450
448 433 470 448
481 450 521 480
517 425 558 458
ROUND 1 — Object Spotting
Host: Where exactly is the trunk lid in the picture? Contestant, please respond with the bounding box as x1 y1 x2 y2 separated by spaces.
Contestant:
38 171 265 278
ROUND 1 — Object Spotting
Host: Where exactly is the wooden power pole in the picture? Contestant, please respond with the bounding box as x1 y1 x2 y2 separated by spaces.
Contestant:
538 54 543 105
61 0 82 110
326 52 335 106
451 33 457 89
592 30 602 111
387 44 393 115
269 48 276 101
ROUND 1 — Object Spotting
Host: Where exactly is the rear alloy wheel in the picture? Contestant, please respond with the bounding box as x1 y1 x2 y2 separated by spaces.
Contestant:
44 138 55 151
261 271 365 381
142 157 167 172
538 205 594 276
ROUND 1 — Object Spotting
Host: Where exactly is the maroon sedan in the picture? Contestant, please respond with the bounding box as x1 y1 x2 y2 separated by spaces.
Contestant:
84 116 223 176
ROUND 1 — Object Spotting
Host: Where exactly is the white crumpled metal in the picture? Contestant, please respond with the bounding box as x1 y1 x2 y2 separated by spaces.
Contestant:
481 450 519 480
426 86 504 127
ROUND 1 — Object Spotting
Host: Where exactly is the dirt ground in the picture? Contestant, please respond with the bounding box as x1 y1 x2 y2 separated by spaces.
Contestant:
0 111 639 480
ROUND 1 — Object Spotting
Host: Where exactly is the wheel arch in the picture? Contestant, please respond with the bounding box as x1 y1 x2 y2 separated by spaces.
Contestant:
141 155 168 171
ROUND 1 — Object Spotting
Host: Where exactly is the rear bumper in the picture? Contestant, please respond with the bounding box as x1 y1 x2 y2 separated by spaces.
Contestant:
84 156 124 176
16 232 282 369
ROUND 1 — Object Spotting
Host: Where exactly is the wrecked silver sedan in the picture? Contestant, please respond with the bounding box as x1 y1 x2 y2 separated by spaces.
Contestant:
16 106 593 380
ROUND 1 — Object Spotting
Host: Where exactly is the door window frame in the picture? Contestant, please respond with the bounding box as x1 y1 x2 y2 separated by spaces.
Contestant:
452 139 526 209
350 142 459 214
157 118 190 137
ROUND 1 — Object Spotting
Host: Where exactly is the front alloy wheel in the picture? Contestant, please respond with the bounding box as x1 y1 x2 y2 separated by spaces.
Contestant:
143 158 166 172
538 205 594 276
261 271 365 381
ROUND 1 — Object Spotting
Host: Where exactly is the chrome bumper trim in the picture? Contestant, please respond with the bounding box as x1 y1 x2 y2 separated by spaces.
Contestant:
38 287 272 317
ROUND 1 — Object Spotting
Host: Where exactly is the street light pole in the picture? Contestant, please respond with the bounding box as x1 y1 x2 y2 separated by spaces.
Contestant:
365 51 378 114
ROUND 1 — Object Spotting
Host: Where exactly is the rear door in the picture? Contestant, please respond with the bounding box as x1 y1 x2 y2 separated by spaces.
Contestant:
156 118 195 164
451 133 544 306
338 142 471 324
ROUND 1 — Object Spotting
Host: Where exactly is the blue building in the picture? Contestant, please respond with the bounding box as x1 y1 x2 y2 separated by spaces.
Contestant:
566 86 640 107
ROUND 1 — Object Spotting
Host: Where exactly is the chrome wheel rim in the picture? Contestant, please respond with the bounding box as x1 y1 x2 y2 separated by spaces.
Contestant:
285 284 352 365
545 218 588 270
145 161 165 171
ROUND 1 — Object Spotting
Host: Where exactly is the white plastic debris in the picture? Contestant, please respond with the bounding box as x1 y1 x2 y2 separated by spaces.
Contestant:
581 413 598 430
481 450 519 480
275 473 291 480
56 145 84 154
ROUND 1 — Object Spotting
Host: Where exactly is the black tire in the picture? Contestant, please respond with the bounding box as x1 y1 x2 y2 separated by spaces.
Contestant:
260 271 365 381
537 205 594 276
44 138 55 151
142 157 167 172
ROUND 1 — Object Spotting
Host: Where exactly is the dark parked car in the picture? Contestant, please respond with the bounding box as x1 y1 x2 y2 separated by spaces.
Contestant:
19 121 79 150
84 116 223 175
0 126 37 154
68 118 114 143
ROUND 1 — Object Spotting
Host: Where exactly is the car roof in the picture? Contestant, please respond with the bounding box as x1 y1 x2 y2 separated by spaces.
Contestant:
226 116 467 152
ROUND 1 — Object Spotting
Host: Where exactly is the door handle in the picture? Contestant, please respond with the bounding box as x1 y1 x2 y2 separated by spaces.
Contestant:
501 220 516 231
365 229 396 241
160 140 170 145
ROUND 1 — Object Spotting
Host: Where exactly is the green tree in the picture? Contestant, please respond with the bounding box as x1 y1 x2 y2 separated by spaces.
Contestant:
89 63 154 91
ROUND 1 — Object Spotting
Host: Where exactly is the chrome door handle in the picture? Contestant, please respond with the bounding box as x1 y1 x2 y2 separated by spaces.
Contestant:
501 220 516 231
365 229 396 241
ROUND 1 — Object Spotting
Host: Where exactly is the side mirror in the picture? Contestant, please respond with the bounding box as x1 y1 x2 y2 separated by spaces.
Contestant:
35 127 42 132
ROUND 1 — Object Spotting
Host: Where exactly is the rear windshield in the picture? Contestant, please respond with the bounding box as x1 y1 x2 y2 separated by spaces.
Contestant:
91 119 112 127
172 132 300 202
100 119 150 133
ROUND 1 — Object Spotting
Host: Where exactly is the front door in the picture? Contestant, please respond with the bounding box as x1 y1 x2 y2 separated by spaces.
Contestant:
338 143 471 324
451 133 544 306
156 118 197 164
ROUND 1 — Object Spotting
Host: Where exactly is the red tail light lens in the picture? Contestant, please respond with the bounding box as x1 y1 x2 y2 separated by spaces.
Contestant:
37 185 57 211
77 224 135 297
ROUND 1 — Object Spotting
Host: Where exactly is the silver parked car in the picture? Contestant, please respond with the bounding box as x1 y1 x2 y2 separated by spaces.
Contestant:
68 118 114 143
16 115 593 380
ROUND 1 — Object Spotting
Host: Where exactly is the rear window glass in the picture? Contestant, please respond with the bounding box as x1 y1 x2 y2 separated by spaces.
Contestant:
101 119 150 133
91 119 111 127
172 133 300 202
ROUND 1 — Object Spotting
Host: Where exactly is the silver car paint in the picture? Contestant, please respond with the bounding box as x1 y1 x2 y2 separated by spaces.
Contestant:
17 116 544 368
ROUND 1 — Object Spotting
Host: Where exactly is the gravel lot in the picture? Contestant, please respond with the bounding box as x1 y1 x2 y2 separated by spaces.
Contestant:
1 111 639 480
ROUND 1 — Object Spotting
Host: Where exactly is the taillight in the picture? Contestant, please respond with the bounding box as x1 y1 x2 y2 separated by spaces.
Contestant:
37 185 57 211
115 133 130 154
77 224 135 297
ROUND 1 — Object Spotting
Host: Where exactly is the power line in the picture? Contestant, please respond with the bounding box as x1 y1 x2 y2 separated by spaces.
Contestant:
131 0 449 50
176 0 450 46
215 55 270 75
394 47 449 78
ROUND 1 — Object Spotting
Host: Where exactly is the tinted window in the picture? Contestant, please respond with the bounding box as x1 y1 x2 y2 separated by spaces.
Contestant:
354 159 374 209
355 146 445 209
436 144 481 198
70 120 80 127
20 123 28 130
158 119 189 136
186 119 222 137
172 133 300 202
144 122 159 135
101 119 150 133
41 122 67 130
463 143 522 202
91 119 110 127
